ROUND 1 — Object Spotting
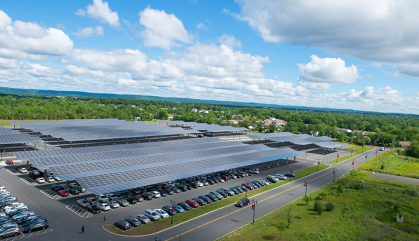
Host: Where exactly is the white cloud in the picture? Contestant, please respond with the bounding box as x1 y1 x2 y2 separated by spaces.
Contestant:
222 9 230 14
217 34 242 49
234 0 419 66
0 57 16 69
395 63 419 78
297 55 359 90
138 8 192 50
197 22 208 31
76 0 119 27
0 11 73 61
73 26 104 38
56 23 65 30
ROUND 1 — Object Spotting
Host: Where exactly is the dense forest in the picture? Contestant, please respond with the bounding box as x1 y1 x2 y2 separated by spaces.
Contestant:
1 94 418 148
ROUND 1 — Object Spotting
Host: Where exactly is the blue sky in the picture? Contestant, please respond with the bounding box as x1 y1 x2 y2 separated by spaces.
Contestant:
0 0 418 114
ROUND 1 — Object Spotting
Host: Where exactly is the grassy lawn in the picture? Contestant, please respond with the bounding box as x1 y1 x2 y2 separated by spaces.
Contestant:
103 164 330 236
359 151 419 179
332 145 372 164
219 171 419 241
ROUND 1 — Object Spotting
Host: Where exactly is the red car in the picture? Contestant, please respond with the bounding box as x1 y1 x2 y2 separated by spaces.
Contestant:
185 199 199 208
5 160 13 165
57 190 69 197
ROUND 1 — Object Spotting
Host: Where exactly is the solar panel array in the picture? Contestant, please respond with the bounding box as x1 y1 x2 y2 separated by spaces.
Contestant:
247 132 337 148
0 126 44 145
9 119 199 142
16 137 304 194
164 121 248 132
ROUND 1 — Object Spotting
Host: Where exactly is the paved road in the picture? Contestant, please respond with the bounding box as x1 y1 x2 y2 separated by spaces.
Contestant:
360 170 419 185
0 146 382 241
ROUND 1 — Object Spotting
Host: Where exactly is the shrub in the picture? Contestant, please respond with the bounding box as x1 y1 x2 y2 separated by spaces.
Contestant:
405 188 419 197
295 214 302 219
381 164 385 170
326 201 335 211
303 195 311 205
337 185 343 196
314 200 323 215
315 193 327 200
353 181 366 190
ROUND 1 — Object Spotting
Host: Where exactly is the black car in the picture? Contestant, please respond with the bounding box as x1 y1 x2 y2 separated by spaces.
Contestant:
133 195 144 202
158 190 167 197
230 188 241 194
69 188 80 195
178 185 188 192
23 221 48 233
126 197 138 204
236 198 250 207
86 205 101 214
165 189 175 195
215 190 228 198
192 198 207 206
169 187 181 193
141 193 153 200
206 194 218 202
198 196 212 204
177 202 192 211
189 182 199 188
162 206 176 216
207 179 215 185
125 216 142 227
51 184 65 192
114 220 131 230
203 132 214 137
23 218 47 227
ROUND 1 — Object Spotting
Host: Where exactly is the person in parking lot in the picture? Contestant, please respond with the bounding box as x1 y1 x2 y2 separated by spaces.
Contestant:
103 216 106 223
81 225 84 233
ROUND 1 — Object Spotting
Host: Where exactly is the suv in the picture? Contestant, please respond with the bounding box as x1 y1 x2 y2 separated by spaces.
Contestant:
236 198 250 207
144 209 161 221
77 199 89 208
0 226 20 239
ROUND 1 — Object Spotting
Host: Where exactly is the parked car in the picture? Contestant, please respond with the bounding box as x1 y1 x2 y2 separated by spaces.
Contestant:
18 168 28 173
177 202 192 211
275 174 287 180
23 221 48 233
135 214 151 224
161 206 176 216
97 203 111 211
168 187 181 193
185 199 199 208
125 216 142 227
0 219 14 226
8 208 28 217
12 211 35 221
106 193 117 200
57 190 69 197
151 191 161 198
45 176 55 183
69 188 80 195
17 215 41 225
23 218 47 227
174 205 185 213
53 176 62 181
126 197 138 205
117 199 129 207
154 209 169 219
198 196 212 204
5 160 13 165
192 198 207 206
77 199 89 208
210 191 224 200
78 186 86 193
107 200 120 209
35 177 45 184
0 226 20 239
222 188 235 196
141 193 153 200
114 220 131 230
206 194 218 202
51 184 65 192
5 206 27 215
86 205 101 214
284 173 296 178
236 198 250 207
144 209 161 221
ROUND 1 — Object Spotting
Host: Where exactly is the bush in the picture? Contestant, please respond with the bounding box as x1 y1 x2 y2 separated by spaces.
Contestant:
405 188 419 197
303 195 311 205
326 201 335 211
314 200 323 215
353 181 366 190
315 193 327 200
381 164 385 170
295 214 302 219
337 185 343 196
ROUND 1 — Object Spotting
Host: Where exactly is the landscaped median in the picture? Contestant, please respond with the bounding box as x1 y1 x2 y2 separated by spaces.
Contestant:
332 145 372 164
103 164 330 236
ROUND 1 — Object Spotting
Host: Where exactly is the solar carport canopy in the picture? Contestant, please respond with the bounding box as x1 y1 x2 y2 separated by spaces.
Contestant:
17 138 303 195
164 121 248 132
247 133 336 147
0 126 44 144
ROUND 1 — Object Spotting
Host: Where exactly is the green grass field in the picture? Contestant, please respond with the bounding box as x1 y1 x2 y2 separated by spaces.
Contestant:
359 151 419 179
332 145 371 164
219 171 419 241
103 164 330 236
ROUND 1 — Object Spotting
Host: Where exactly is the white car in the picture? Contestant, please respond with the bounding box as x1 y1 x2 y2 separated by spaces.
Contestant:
35 177 45 184
98 195 109 203
97 203 111 211
144 209 160 221
5 205 27 215
154 209 169 219
249 168 259 174
151 191 161 198
3 203 23 211
18 168 28 173
0 212 6 217
196 181 204 187
46 176 55 182
275 174 287 180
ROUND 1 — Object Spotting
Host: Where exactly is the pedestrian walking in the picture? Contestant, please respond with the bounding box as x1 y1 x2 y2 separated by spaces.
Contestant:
103 216 106 223
81 225 84 233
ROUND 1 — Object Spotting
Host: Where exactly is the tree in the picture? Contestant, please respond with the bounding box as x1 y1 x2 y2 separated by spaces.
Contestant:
314 200 323 215
303 195 311 205
286 205 292 228
157 110 168 120
276 221 287 240
337 185 343 196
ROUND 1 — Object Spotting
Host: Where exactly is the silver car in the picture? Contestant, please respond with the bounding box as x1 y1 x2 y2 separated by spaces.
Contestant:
0 225 20 239
144 209 160 221
135 214 151 224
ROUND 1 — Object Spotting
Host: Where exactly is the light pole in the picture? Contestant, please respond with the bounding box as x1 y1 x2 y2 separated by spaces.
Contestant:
245 179 249 197
289 167 293 181
304 179 308 196
375 150 377 158
317 159 321 171
365 155 367 163
352 161 355 171
170 200 176 225
333 168 336 182
252 200 258 224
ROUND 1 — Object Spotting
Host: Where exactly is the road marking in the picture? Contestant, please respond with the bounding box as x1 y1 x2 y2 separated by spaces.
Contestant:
6 229 53 240
40 190 62 200
5 169 20 175
20 177 36 185
66 205 93 218
166 169 337 241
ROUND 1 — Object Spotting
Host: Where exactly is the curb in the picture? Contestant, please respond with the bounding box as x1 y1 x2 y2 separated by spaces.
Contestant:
102 165 332 238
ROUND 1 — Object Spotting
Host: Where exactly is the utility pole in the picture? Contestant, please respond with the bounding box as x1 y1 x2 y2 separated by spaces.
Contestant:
304 180 308 196
252 200 258 224
352 161 355 171
333 168 336 182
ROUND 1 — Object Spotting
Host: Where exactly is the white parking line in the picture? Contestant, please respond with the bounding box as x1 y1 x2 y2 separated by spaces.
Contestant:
5 169 20 175
40 190 62 200
5 229 53 240
65 205 93 218
20 177 36 186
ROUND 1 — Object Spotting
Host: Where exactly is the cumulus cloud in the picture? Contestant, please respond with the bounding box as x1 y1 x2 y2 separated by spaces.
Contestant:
297 55 359 90
0 10 73 62
234 0 419 67
73 26 104 38
76 0 119 27
217 34 241 49
138 8 192 50
197 22 208 31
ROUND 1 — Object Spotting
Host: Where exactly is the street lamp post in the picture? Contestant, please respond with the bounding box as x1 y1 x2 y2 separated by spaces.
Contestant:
317 159 321 171
365 155 367 163
304 179 308 196
289 167 293 181
252 200 258 224
170 200 176 225
352 161 355 171
333 168 336 182
245 179 249 197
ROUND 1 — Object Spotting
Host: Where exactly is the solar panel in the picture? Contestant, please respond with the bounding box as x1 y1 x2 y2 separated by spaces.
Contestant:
0 126 44 144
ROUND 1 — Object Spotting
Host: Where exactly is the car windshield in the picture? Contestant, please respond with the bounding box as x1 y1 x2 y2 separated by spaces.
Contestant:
152 213 159 216
139 216 146 220
190 200 197 203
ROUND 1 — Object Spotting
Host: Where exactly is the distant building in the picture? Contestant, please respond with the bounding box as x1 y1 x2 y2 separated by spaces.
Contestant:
399 141 411 148
199 110 209 114
337 128 352 133
131 105 136 107
263 118 288 127
191 108 198 113
99 104 105 106
160 108 167 110
168 114 174 120
172 107 177 110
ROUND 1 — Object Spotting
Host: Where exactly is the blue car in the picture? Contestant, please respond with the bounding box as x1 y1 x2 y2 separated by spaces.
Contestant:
12 211 34 221
17 215 40 225
0 219 14 226
8 208 27 217
24 218 47 227
174 205 185 213
284 173 296 178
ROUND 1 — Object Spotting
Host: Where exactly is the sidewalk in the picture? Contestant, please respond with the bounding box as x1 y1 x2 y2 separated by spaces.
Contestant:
359 170 419 185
